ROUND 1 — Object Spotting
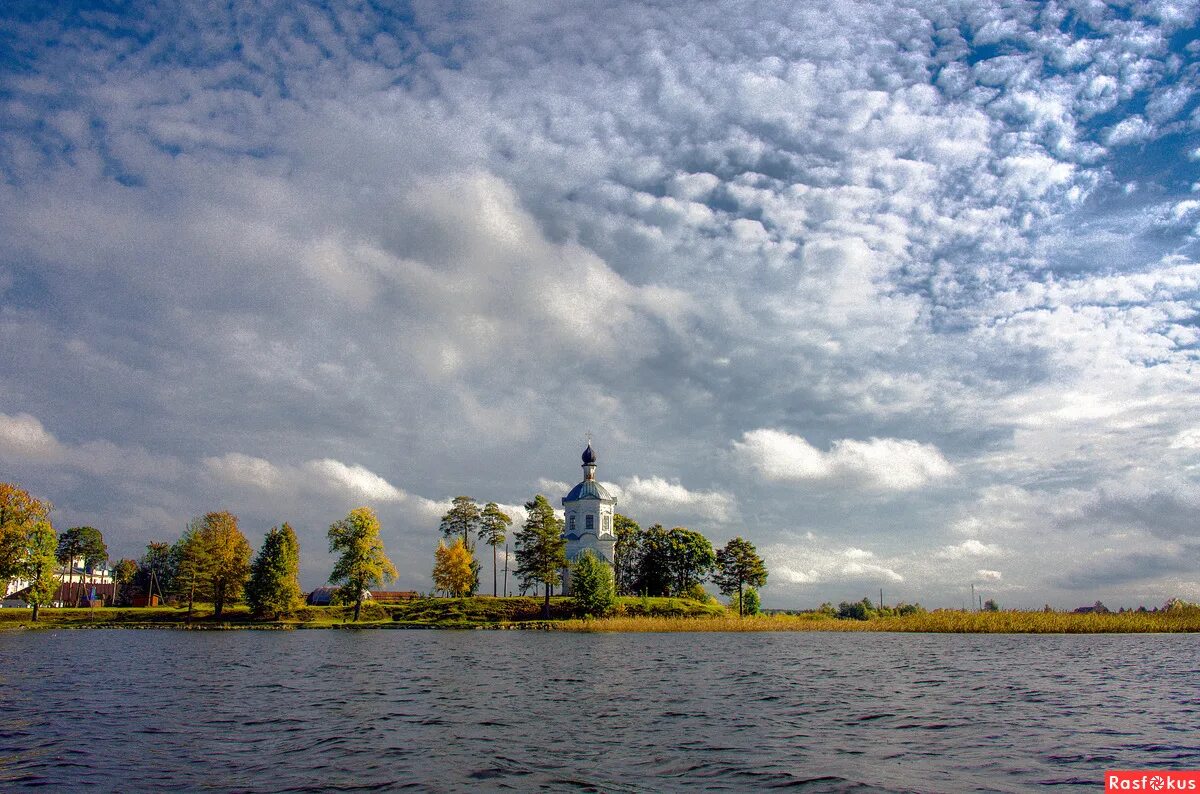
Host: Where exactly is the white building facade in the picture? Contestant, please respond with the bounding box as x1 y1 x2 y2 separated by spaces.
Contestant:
561 443 616 594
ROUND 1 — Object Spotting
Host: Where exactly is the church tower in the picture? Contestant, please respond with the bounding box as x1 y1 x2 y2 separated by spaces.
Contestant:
561 442 616 593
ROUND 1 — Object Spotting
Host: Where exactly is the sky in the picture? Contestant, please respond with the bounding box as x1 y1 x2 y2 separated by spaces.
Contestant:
1 0 1198 608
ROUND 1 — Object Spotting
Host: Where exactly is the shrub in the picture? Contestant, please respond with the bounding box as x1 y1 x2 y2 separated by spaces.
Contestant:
729 588 761 615
571 551 616 617
837 598 873 620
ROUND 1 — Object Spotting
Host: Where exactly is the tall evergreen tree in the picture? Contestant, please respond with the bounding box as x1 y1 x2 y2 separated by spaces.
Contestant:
55 527 85 604
328 507 397 621
138 541 177 603
247 523 302 618
174 512 252 618
111 558 138 606
439 496 482 594
57 526 107 605
514 494 566 619
713 537 769 617
478 502 512 597
173 524 208 617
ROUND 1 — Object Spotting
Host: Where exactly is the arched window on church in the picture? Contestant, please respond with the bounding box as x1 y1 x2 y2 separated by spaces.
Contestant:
604 514 611 532
585 514 594 532
568 514 576 532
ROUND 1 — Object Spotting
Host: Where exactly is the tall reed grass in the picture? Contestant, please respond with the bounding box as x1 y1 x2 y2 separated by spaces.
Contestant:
556 608 1200 633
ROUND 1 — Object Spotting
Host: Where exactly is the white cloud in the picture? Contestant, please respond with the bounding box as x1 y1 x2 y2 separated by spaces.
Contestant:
766 542 905 586
732 429 954 491
618 475 736 522
1170 428 1200 450
0 411 63 460
935 539 1004 560
1104 116 1154 146
203 453 285 491
304 459 406 503
975 569 1003 581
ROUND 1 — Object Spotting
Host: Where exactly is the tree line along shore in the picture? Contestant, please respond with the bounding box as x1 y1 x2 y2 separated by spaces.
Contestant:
3 482 1197 633
1 483 768 624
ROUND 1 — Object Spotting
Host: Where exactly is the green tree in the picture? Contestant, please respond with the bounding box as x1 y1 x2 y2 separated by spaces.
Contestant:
667 527 715 596
479 502 511 597
328 507 397 621
836 598 873 620
634 523 672 596
514 494 566 618
571 550 615 617
0 482 52 593
172 512 252 619
57 526 107 605
612 513 641 595
20 519 59 621
439 496 482 594
432 537 475 597
247 523 302 618
55 527 85 604
982 598 1000 612
173 526 206 617
729 587 761 616
111 558 138 606
712 537 769 617
138 541 177 603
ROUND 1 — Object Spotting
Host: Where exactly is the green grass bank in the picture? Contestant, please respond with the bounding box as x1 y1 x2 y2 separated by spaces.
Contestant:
0 596 724 631
2 598 1197 632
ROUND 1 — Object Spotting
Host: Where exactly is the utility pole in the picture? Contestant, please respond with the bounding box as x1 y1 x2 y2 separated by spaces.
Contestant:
502 541 509 597
880 588 884 611
971 582 975 612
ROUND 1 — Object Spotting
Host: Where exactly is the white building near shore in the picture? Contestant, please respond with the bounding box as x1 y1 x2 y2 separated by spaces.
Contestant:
561 442 616 594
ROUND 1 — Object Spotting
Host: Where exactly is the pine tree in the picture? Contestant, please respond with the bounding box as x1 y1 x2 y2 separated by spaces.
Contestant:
56 526 107 606
439 496 482 594
329 507 397 621
713 537 768 617
514 494 566 619
247 523 302 618
478 502 512 597
171 513 251 618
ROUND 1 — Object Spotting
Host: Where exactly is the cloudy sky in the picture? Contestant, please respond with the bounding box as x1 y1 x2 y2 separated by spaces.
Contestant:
1 1 1198 608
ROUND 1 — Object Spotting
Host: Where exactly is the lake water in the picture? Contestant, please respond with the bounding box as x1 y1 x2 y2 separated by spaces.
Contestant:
0 630 1195 792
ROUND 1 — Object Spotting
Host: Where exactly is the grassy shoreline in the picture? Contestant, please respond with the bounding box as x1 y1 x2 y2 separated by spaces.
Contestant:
2 598 1197 633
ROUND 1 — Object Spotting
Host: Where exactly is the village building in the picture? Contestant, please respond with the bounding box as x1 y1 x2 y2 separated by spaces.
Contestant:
561 442 616 594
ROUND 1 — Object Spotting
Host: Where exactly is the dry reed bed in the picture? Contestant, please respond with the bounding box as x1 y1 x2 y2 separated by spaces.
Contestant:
557 610 1200 633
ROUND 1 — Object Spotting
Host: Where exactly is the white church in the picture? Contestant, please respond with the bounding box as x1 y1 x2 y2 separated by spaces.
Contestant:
560 442 616 593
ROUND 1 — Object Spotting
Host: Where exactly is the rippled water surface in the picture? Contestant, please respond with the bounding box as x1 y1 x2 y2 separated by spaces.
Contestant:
0 630 1196 791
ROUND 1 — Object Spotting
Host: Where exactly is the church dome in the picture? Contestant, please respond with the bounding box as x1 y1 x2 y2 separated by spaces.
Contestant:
582 443 597 465
564 479 612 502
